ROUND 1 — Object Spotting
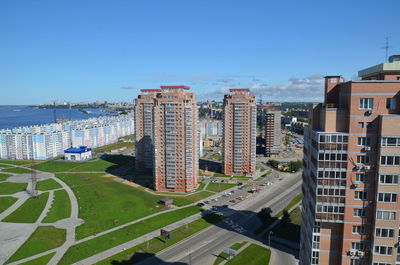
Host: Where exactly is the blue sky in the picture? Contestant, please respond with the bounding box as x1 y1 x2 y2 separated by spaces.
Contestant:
0 0 399 104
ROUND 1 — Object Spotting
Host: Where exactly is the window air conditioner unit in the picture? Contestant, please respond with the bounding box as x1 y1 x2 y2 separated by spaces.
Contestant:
365 110 372 115
364 166 371 170
354 165 360 170
348 251 355 256
364 146 371 151
356 251 364 256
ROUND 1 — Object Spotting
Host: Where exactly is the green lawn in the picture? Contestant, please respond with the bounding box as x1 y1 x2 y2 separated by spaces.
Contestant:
206 183 236 192
43 190 71 223
56 173 169 239
2 167 33 174
0 196 18 214
212 173 251 180
3 193 49 223
58 206 201 265
197 181 206 190
6 226 66 263
214 241 247 265
18 252 55 265
0 159 32 165
93 141 132 152
226 244 271 265
96 213 224 265
172 191 215 206
0 173 12 181
34 161 83 173
68 159 120 172
36 179 62 191
272 207 301 242
0 182 27 195
0 164 11 168
275 193 302 218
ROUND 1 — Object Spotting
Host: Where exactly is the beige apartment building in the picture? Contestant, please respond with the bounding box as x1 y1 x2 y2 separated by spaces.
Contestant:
222 89 256 176
264 108 281 157
152 86 198 192
300 55 400 265
134 89 161 170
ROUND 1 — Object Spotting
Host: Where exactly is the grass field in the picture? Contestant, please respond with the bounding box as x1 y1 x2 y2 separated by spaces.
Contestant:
58 206 201 265
226 244 271 265
68 159 120 172
272 207 301 242
96 213 224 265
3 192 49 223
34 161 83 173
0 164 11 168
0 173 12 181
0 196 18 214
214 241 247 265
172 191 215 206
275 193 302 218
56 173 169 239
206 183 236 192
43 190 71 223
0 182 28 195
0 159 32 165
93 142 133 152
6 226 66 263
197 181 206 190
2 167 33 174
212 173 251 180
36 179 62 191
18 252 55 265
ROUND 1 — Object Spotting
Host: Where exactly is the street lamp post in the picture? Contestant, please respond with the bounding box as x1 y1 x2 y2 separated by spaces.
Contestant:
186 247 192 265
268 231 274 246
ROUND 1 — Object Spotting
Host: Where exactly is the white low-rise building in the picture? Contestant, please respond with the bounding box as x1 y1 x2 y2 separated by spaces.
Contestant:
64 146 92 161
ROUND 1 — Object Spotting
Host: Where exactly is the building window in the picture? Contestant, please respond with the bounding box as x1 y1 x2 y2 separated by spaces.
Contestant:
376 210 396 220
386 98 396 110
352 225 365 235
359 98 374 109
374 245 393 255
377 192 397 203
357 155 370 164
355 191 368 200
356 173 368 183
350 259 361 265
354 208 366 217
357 122 364 128
381 137 400 146
379 174 399 184
380 155 400 165
351 242 364 251
373 263 392 265
357 137 370 146
311 251 319 264
375 228 395 238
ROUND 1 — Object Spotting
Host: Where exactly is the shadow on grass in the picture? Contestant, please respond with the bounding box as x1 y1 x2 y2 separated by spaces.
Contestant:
110 252 187 265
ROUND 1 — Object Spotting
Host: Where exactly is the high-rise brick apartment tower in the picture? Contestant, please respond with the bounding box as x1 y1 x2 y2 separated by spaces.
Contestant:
222 89 256 176
300 55 400 265
153 86 198 192
134 89 161 171
263 108 281 157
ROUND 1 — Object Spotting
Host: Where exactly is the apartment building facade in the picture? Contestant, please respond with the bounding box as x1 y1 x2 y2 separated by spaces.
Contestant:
264 109 281 156
134 89 161 170
222 89 256 176
300 56 400 265
152 86 198 192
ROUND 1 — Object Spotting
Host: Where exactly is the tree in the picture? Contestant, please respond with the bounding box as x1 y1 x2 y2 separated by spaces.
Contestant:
258 207 273 224
282 210 291 224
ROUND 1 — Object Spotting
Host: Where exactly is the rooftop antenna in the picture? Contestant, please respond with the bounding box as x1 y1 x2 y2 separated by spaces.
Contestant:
381 36 391 63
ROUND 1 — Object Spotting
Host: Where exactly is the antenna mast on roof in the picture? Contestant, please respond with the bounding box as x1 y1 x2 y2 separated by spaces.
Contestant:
381 36 391 63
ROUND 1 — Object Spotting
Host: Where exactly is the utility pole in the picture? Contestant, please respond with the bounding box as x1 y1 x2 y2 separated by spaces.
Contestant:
31 168 38 199
268 230 273 246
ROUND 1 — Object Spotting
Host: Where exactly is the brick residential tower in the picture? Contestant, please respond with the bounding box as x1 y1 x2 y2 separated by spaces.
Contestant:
222 89 256 176
300 56 400 265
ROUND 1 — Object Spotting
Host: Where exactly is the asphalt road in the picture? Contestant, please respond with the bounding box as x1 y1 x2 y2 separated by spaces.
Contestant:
137 172 302 265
